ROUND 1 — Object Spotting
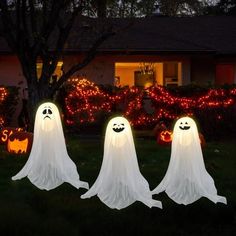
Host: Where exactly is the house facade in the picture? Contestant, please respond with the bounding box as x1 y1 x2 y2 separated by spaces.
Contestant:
61 15 236 88
1 16 236 89
1 16 236 125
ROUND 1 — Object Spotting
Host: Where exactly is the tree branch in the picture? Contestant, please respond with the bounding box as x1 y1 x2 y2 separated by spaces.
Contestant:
40 2 83 85
51 27 115 96
29 0 38 40
21 0 31 49
0 0 17 51
32 0 69 58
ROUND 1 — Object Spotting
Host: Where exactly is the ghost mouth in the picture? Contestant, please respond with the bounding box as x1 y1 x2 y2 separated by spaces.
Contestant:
44 115 51 120
113 127 125 133
179 126 190 130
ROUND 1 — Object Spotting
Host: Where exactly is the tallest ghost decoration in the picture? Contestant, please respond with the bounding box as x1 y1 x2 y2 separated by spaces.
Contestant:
81 116 162 209
152 117 227 205
12 102 89 191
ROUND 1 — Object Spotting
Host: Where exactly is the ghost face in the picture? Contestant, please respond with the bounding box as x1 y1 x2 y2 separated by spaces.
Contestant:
112 122 125 133
178 119 191 131
36 103 58 132
107 117 131 147
174 117 197 146
42 107 53 120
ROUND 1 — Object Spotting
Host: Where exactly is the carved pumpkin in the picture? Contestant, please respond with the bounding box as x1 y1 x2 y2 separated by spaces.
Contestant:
7 131 33 154
0 127 23 144
157 130 173 145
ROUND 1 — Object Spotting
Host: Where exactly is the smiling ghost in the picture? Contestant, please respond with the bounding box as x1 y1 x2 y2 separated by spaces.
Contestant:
152 117 227 205
81 116 162 210
12 102 89 191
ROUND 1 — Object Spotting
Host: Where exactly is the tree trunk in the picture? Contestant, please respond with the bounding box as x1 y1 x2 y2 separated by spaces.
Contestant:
27 81 53 131
96 0 107 17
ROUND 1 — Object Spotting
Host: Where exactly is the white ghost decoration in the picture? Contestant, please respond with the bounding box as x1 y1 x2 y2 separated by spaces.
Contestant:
152 117 227 205
12 102 89 191
81 116 162 209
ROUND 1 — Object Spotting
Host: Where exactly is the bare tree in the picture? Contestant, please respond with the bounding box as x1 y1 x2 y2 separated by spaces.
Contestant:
158 0 204 16
203 0 236 15
0 0 115 127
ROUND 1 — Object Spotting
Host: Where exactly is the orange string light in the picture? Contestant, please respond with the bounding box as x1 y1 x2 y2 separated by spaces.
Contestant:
0 87 8 103
0 87 8 126
64 79 236 126
65 78 112 124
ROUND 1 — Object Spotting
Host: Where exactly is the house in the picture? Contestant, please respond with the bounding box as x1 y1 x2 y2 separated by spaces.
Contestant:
1 15 236 125
62 15 236 88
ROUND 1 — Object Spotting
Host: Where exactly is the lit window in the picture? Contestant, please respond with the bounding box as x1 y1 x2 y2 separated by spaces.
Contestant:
115 62 182 87
36 61 63 82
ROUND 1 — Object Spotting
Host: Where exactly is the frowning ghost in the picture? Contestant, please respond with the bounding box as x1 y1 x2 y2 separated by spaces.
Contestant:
81 116 162 209
12 102 89 191
152 117 227 205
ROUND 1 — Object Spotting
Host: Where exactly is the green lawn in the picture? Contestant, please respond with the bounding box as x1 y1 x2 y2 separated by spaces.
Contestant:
0 135 235 236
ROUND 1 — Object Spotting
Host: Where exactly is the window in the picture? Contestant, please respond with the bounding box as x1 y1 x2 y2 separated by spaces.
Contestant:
163 62 180 87
36 61 63 82
115 61 182 88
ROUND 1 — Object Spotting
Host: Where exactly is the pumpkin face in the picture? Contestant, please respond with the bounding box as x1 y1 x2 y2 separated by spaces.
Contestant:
0 127 23 145
157 130 173 145
160 130 172 142
7 131 33 154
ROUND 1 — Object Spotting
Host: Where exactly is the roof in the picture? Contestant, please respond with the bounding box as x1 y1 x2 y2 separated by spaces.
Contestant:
1 15 236 55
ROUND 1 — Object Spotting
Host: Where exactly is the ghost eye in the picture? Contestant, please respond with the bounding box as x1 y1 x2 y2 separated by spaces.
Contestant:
42 109 47 115
121 123 124 126
180 122 183 125
48 109 52 114
185 122 188 124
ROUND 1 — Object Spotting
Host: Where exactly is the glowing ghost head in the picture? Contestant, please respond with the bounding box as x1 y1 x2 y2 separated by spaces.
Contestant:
106 117 132 147
173 117 199 146
35 102 60 132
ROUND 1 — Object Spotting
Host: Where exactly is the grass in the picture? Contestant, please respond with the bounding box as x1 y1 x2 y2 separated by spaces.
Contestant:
0 134 235 236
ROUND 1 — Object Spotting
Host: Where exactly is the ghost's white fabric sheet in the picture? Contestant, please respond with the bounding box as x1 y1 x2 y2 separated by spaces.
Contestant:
12 102 88 191
152 117 227 205
81 117 162 209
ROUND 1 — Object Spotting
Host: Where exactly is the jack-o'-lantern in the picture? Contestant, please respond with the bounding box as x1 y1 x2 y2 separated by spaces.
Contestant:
7 131 33 154
0 127 23 144
157 130 173 145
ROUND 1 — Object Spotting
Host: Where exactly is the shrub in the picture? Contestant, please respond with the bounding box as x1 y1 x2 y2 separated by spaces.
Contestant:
0 86 19 127
57 79 236 139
